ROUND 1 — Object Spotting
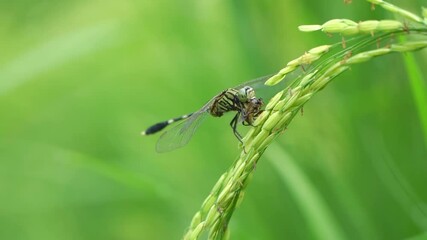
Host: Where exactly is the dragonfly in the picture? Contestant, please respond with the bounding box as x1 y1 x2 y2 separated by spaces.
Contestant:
141 69 304 153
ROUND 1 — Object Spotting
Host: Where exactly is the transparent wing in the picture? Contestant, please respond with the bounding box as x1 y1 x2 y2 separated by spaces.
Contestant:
232 65 308 100
155 100 214 153
233 74 272 90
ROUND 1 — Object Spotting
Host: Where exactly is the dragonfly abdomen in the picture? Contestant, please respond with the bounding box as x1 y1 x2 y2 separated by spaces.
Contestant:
141 113 193 135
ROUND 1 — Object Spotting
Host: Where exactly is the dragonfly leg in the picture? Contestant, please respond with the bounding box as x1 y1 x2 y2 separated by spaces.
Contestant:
242 118 253 126
254 109 264 117
241 109 263 127
249 109 264 127
230 112 243 142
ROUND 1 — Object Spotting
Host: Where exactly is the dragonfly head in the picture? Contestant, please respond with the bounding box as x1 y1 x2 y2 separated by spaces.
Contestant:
237 86 255 102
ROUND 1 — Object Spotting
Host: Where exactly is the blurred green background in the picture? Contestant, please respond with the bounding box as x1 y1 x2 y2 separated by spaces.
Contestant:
1 0 426 239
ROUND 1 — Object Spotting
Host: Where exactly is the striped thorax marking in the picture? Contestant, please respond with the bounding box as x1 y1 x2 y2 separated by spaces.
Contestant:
209 88 240 117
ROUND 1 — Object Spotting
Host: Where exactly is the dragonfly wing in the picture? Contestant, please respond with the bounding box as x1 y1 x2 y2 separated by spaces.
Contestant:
155 99 214 153
155 111 208 152
234 65 309 100
233 74 272 90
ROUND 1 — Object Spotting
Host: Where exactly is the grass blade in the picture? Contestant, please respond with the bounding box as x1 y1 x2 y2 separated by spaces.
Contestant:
402 53 427 149
266 144 347 240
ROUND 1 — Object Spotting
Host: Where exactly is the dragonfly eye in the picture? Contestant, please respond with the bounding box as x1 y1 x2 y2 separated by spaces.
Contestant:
238 86 255 102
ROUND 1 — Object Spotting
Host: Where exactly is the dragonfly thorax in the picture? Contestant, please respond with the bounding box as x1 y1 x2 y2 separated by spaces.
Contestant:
208 86 261 120
208 88 241 117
